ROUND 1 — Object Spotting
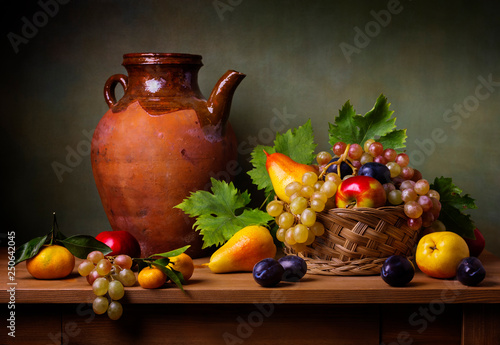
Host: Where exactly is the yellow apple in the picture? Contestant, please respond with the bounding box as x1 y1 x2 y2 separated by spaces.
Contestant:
416 231 470 279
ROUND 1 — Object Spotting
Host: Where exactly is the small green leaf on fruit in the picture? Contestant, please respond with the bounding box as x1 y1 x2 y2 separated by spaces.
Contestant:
152 262 185 292
13 235 48 266
149 245 191 259
59 235 113 259
135 259 148 273
153 258 171 266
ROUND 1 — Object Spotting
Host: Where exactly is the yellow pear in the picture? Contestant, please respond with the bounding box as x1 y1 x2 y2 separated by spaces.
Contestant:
207 225 276 273
265 151 317 203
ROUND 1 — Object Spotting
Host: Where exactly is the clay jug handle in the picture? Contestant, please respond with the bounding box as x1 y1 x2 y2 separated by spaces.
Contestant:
104 74 128 108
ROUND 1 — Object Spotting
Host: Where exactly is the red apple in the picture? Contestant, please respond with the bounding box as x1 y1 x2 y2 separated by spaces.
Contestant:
335 175 387 208
95 230 141 258
464 228 485 257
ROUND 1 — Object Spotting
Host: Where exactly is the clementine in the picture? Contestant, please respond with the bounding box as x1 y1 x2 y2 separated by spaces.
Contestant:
168 253 194 281
138 266 167 289
26 245 75 279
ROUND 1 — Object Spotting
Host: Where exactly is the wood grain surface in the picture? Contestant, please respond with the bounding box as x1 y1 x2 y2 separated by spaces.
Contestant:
1 249 499 305
1 248 499 345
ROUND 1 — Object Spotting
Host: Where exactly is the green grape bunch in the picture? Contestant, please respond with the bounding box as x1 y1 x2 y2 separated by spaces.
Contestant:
78 251 137 320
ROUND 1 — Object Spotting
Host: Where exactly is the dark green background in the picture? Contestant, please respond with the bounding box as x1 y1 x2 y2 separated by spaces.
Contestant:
3 1 499 256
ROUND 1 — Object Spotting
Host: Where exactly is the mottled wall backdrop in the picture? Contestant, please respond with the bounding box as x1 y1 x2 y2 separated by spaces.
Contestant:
3 0 500 256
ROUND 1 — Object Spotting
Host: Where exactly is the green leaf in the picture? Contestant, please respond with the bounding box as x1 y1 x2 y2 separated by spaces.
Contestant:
149 245 191 259
248 120 316 193
328 100 359 145
176 178 273 248
194 208 273 248
430 176 477 239
55 230 67 241
431 177 477 210
169 268 186 284
378 129 407 151
247 145 275 195
356 95 396 144
438 205 476 239
274 119 317 164
135 259 148 273
328 94 407 150
13 235 48 266
153 258 171 266
59 235 113 259
177 178 249 218
153 257 186 284
151 262 185 292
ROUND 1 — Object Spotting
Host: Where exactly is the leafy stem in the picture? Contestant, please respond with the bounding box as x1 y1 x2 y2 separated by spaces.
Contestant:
132 245 191 293
13 212 112 265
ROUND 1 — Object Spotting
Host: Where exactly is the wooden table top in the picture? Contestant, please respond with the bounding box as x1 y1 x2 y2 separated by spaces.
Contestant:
1 248 499 305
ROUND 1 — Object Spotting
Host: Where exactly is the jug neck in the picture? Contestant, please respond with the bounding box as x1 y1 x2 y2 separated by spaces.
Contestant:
122 53 204 99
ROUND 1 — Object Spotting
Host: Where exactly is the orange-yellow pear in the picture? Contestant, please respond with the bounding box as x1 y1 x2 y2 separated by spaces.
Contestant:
265 151 317 203
207 226 276 273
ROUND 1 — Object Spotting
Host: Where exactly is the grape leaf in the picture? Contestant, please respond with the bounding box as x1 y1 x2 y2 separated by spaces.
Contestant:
328 94 407 150
175 178 273 248
274 119 317 163
431 177 477 210
328 100 359 145
247 145 276 196
378 129 407 151
430 176 477 239
248 119 317 193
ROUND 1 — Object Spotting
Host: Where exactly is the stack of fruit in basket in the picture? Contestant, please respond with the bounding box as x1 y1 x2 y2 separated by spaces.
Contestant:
264 137 486 287
255 95 487 286
265 139 441 253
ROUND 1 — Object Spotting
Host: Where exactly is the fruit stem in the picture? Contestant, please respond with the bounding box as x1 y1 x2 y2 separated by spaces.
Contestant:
346 200 357 209
318 161 337 179
338 144 352 179
49 212 58 245
260 192 273 210
318 144 353 180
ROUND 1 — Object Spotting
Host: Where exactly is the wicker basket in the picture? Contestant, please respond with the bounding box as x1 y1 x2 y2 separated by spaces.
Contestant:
284 206 421 276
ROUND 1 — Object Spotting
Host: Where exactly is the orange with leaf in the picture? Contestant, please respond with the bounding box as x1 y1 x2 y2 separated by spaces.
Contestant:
12 213 112 279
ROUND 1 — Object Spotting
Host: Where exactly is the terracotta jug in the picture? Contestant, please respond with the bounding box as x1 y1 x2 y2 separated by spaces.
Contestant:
91 53 245 258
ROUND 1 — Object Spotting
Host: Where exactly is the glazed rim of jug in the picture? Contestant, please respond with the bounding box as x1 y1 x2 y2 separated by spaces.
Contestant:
123 53 203 65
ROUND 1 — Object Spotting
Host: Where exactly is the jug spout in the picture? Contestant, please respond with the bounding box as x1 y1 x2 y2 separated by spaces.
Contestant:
207 70 246 128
